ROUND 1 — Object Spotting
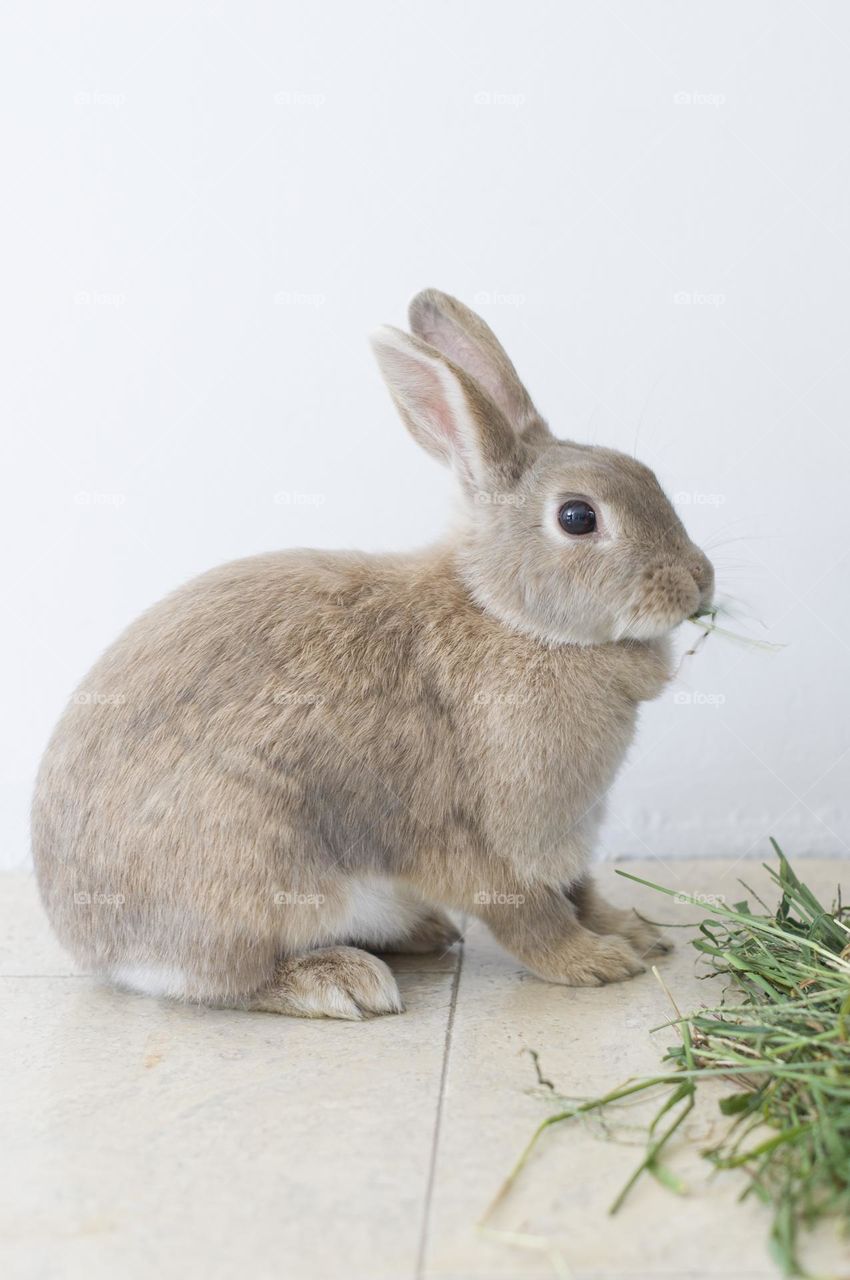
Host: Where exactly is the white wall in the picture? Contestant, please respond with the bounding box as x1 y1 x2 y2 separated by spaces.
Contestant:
4 0 849 869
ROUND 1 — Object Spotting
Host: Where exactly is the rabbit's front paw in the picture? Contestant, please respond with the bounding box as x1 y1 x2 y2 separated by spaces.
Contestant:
566 879 672 960
535 933 647 987
616 913 673 958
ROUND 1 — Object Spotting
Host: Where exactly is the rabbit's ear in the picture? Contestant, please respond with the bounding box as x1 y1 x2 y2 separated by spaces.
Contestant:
408 289 549 442
370 325 526 492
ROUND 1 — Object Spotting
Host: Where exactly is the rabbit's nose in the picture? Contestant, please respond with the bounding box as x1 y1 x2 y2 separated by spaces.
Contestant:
689 554 715 603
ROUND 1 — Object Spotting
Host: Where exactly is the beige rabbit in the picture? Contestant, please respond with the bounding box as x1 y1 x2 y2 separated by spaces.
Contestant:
31 289 714 1019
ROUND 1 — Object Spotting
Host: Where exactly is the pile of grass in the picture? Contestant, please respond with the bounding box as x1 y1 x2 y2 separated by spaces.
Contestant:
493 842 850 1276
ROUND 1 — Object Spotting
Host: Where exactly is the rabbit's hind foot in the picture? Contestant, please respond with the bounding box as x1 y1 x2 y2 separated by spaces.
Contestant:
245 945 404 1020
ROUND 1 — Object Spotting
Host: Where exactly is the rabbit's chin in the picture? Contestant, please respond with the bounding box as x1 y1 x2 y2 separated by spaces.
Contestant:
612 607 692 643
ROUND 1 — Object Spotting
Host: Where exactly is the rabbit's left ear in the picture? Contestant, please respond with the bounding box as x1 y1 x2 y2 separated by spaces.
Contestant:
370 325 526 493
408 289 550 442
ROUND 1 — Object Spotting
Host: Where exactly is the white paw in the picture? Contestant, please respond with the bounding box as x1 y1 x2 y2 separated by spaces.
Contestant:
279 946 404 1020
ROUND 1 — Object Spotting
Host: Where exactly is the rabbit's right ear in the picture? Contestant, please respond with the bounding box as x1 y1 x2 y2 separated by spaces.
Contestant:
408 289 549 442
370 325 526 493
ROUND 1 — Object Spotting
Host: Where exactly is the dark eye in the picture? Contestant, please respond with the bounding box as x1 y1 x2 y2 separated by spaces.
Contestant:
558 500 596 535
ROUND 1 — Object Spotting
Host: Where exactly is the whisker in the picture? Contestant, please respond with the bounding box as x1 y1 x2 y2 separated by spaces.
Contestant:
702 533 776 552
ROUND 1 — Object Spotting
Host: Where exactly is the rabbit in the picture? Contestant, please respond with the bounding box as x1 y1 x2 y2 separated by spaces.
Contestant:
31 288 714 1019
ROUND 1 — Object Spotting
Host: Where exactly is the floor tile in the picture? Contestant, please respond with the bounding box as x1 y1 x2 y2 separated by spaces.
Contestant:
0 965 456 1280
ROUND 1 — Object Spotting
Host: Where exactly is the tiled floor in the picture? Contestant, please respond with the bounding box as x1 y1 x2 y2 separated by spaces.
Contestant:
1 858 847 1280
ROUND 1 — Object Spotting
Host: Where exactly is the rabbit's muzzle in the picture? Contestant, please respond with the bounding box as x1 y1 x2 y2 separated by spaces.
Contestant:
625 553 715 637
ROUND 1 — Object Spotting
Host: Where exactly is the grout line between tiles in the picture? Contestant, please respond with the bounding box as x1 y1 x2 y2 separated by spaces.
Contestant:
414 919 465 1280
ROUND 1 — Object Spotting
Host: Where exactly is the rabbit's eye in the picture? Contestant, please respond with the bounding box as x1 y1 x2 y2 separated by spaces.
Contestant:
558 500 596 536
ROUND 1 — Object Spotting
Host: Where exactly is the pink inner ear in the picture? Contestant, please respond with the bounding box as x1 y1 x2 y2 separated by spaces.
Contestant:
417 365 466 454
392 348 475 481
417 316 509 422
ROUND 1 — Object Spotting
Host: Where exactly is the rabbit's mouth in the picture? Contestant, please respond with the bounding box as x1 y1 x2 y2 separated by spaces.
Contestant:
618 564 707 640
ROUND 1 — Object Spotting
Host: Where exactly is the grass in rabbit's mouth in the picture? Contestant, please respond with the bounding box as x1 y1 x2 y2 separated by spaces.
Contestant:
687 602 784 652
486 842 850 1277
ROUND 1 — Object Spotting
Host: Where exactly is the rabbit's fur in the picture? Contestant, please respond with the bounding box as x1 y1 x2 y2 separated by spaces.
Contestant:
32 290 714 1018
